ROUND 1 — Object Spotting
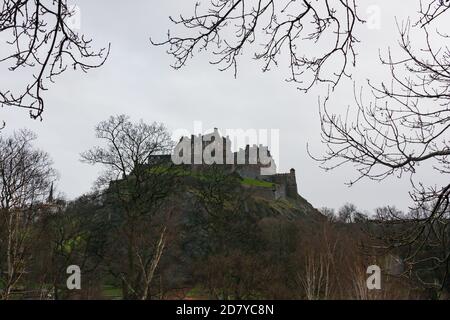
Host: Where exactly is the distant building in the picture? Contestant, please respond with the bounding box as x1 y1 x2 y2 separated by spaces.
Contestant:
152 128 299 199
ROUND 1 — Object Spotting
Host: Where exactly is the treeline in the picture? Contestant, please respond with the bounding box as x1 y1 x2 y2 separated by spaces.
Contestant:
0 115 448 299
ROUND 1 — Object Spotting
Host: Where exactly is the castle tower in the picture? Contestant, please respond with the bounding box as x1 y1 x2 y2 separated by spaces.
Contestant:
286 168 298 197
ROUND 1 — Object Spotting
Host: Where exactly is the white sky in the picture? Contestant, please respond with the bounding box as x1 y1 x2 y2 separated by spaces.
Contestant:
0 0 448 213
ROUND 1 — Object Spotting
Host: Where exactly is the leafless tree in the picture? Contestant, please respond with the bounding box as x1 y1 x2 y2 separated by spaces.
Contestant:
319 207 337 223
81 115 174 187
81 115 177 299
0 129 56 299
0 0 109 119
295 218 341 300
299 250 334 300
152 0 362 91
337 203 357 223
154 0 450 295
417 0 450 27
312 9 450 292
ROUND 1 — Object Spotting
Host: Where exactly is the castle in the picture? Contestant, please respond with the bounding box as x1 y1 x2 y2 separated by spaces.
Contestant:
169 128 299 199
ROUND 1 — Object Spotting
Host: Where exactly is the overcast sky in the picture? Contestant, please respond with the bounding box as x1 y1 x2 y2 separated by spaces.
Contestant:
0 0 448 213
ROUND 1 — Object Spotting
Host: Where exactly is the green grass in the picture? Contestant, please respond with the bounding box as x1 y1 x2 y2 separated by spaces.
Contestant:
149 165 276 188
270 198 295 210
241 178 274 188
186 286 206 298
102 285 123 299
185 286 213 299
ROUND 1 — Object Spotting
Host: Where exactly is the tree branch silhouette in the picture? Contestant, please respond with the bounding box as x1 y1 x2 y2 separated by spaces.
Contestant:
0 0 110 119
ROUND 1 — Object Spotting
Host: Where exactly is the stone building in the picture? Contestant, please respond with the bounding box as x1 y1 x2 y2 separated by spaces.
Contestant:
168 128 298 199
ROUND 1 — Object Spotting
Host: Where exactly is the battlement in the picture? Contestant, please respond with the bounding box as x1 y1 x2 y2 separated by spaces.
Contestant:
171 128 278 178
262 168 298 198
150 129 299 199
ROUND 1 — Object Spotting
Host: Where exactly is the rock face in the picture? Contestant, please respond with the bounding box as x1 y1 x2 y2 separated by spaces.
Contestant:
243 192 323 220
172 168 323 221
143 128 325 220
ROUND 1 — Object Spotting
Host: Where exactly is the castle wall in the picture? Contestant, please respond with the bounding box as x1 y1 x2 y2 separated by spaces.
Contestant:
166 130 299 200
274 184 286 199
235 164 262 179
261 169 298 198
242 183 288 201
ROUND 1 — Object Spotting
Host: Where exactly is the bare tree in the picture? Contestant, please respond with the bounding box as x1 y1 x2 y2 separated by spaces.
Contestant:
154 0 450 295
81 115 177 300
417 0 450 27
295 219 340 300
0 129 56 299
313 10 450 292
299 251 334 300
152 0 362 91
81 115 174 187
319 207 336 222
0 0 109 119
